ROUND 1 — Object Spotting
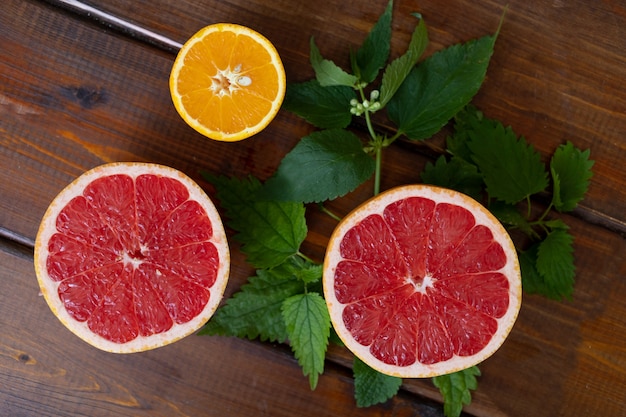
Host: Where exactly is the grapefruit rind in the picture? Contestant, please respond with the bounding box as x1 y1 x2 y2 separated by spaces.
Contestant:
169 23 286 142
34 162 230 353
323 185 522 378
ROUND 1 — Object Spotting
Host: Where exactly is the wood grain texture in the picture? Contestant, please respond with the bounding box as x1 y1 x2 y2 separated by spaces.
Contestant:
52 0 626 227
1 0 625 416
0 249 447 417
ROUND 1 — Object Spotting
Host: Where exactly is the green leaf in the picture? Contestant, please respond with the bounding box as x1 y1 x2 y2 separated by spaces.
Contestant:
519 244 544 295
283 80 356 129
282 292 331 389
488 201 537 238
420 155 484 200
432 366 481 417
550 141 594 212
387 33 497 140
378 15 428 107
199 265 304 342
353 0 393 83
447 105 485 162
283 256 323 284
310 37 358 87
536 229 575 300
466 118 548 204
544 218 569 230
551 169 563 210
261 129 376 203
205 175 307 268
353 357 402 407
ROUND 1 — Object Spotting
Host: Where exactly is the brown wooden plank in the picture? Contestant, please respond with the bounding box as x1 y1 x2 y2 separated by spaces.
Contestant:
2 0 626 416
0 246 449 417
49 0 626 228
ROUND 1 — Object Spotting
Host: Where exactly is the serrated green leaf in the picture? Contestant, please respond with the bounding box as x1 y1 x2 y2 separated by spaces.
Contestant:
282 256 323 284
378 16 428 107
205 175 307 268
310 37 358 87
387 34 496 140
329 325 344 347
199 265 304 342
282 292 331 389
420 155 484 200
353 0 393 83
283 80 356 129
466 119 548 204
447 105 485 162
544 218 569 230
550 141 594 212
536 229 575 300
353 357 402 407
551 169 563 210
260 129 376 203
519 244 544 295
488 201 537 239
432 366 481 417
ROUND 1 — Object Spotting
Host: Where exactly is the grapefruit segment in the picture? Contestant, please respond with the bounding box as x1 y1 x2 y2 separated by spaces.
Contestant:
34 162 230 353
323 184 521 377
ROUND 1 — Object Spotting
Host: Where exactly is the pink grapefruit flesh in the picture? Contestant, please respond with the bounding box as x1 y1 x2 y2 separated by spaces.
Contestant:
323 185 521 377
34 162 230 353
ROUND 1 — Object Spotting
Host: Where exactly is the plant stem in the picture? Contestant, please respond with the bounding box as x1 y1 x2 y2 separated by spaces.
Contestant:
374 145 382 196
318 203 342 222
536 202 554 223
297 251 317 265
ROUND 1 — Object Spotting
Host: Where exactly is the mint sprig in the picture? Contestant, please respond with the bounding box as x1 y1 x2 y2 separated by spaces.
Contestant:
200 2 593 414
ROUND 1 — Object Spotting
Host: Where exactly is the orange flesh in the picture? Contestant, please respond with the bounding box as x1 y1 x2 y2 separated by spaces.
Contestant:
46 174 219 344
176 30 280 134
334 197 510 367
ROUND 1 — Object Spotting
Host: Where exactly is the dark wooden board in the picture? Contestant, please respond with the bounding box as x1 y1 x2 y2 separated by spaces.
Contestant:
1 0 626 416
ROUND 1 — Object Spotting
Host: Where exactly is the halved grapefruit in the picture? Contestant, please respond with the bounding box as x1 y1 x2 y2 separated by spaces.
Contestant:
34 162 230 353
323 185 521 377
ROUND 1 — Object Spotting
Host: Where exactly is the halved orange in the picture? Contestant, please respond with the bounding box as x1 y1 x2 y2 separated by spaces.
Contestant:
169 23 286 141
323 185 522 378
34 163 230 353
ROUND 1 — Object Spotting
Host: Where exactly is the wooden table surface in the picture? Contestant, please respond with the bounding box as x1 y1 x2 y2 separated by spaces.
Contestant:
1 0 625 416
